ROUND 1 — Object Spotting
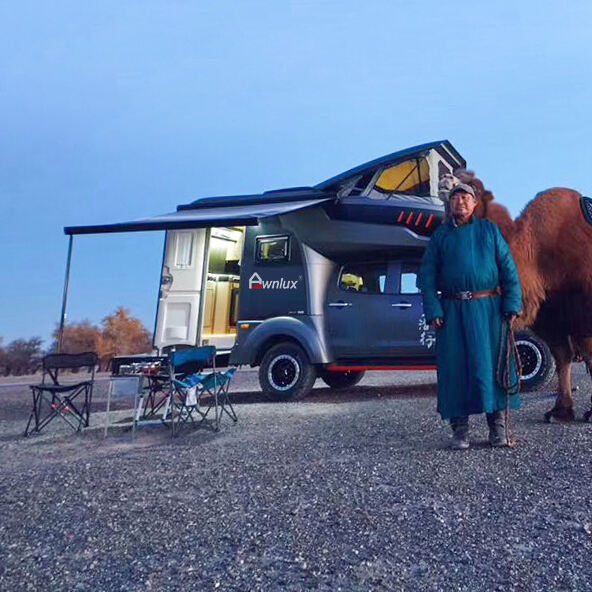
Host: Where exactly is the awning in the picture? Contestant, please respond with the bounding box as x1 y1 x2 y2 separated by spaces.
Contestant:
64 197 332 235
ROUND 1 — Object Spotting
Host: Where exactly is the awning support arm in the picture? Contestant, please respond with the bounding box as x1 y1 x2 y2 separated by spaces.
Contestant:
57 235 74 353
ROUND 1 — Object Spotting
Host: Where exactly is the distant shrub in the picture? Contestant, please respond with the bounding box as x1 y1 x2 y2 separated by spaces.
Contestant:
0 337 43 376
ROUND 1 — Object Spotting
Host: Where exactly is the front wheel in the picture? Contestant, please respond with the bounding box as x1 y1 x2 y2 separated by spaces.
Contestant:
259 342 317 401
319 369 365 390
515 329 556 392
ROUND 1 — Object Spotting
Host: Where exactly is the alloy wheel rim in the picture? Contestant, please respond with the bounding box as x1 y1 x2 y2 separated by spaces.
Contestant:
268 354 301 391
516 340 543 380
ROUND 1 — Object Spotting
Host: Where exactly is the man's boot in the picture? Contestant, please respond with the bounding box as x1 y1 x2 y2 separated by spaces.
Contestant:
450 416 469 449
487 411 508 447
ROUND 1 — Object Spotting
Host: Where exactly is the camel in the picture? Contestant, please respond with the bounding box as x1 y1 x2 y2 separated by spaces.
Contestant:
446 172 592 422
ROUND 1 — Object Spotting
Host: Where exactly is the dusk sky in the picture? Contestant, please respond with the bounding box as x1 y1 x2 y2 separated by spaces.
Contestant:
1 1 591 345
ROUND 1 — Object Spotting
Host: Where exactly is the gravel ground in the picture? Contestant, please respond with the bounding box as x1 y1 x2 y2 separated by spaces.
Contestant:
1 368 592 592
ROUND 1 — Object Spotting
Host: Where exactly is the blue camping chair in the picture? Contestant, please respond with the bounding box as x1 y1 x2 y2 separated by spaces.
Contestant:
199 366 238 431
167 346 237 435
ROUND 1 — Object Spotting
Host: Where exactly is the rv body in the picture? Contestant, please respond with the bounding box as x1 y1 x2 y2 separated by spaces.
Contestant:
101 140 550 399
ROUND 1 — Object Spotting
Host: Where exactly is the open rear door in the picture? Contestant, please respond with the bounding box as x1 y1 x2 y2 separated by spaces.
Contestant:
153 229 209 349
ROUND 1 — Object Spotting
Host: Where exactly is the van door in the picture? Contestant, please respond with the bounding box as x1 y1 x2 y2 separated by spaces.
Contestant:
325 261 395 358
154 229 209 349
389 261 436 357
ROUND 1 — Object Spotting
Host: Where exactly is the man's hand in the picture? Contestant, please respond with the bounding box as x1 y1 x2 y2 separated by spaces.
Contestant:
432 317 444 329
505 314 517 326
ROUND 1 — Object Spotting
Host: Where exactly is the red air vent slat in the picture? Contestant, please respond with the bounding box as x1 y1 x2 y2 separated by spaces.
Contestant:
415 212 423 226
397 211 406 223
425 214 435 228
406 211 415 225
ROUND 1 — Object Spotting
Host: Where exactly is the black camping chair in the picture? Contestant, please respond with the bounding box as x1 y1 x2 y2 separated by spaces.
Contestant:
24 352 99 437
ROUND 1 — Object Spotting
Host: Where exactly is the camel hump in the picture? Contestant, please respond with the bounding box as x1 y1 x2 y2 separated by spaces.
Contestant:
516 188 582 226
533 187 581 201
581 196 592 226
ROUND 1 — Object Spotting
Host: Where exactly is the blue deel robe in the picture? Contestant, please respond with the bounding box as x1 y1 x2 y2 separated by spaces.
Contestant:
419 217 523 419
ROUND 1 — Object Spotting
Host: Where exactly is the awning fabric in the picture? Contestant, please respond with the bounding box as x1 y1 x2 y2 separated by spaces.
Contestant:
64 198 331 235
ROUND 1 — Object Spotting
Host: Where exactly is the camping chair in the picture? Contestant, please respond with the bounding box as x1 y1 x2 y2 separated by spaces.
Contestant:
167 346 217 436
199 366 238 431
24 352 98 437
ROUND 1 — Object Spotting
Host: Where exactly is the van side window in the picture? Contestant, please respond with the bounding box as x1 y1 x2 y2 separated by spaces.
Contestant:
340 263 389 294
256 235 289 262
400 263 420 294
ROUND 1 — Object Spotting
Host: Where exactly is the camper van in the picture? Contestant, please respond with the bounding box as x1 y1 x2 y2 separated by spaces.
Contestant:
66 141 555 399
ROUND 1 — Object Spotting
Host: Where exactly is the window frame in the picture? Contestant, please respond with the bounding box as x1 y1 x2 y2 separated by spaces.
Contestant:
254 234 291 264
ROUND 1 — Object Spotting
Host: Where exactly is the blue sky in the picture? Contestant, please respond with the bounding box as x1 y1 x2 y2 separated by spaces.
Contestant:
1 0 591 345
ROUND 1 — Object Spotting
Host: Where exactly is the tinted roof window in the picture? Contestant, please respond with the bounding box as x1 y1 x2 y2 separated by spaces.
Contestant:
367 158 431 199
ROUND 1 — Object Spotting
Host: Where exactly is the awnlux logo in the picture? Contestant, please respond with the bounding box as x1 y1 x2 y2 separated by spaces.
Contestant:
249 272 299 290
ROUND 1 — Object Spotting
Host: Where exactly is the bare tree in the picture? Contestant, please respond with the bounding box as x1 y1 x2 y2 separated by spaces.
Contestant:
3 338 43 376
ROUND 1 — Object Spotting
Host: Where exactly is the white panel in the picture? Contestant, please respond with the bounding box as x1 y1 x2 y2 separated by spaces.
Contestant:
164 302 191 340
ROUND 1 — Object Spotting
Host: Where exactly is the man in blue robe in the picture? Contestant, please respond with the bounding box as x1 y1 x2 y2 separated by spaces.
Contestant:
419 184 522 449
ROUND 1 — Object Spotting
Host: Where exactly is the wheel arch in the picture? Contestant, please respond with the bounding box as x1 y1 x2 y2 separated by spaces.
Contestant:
254 334 305 366
237 316 330 367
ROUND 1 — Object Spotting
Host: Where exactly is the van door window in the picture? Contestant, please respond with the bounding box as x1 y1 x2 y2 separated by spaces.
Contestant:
174 232 194 268
400 263 420 294
339 263 390 294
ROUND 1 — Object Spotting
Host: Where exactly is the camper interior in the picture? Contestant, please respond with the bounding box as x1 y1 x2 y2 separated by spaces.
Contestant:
202 227 244 349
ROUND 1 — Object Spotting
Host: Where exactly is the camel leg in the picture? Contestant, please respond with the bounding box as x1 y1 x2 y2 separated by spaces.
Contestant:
575 337 592 422
545 342 575 422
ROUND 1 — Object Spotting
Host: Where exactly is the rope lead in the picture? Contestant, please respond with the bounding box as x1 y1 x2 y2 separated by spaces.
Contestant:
496 317 522 448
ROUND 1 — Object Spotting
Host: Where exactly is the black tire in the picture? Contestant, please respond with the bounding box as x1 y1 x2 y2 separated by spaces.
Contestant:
319 369 365 390
259 342 317 401
515 329 556 392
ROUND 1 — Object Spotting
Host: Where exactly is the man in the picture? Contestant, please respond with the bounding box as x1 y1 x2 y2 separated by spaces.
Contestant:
419 183 522 449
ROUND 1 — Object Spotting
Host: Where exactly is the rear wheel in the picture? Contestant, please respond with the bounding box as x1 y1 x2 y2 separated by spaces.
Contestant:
319 369 365 390
259 342 317 401
515 330 556 392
